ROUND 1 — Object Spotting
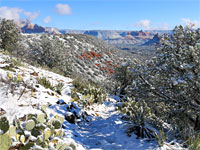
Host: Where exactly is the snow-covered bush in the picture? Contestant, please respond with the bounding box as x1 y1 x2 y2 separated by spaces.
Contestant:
117 26 200 141
37 77 64 95
55 83 64 95
155 129 166 147
31 35 72 76
118 97 156 138
72 77 91 92
0 18 21 52
111 63 135 96
1 72 25 97
71 78 107 107
81 85 106 104
37 77 54 91
15 34 72 76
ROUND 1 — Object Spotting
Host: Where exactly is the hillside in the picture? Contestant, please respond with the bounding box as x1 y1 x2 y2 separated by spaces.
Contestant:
0 52 185 150
18 33 135 83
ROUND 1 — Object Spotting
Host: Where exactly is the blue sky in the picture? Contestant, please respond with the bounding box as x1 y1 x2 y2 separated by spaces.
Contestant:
0 0 199 30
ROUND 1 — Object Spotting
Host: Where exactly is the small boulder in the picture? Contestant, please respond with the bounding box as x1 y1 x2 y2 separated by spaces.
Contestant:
65 112 76 124
0 108 6 116
56 99 66 105
30 71 38 76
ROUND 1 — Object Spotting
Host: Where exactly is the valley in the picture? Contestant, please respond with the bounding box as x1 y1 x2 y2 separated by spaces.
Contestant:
0 17 199 150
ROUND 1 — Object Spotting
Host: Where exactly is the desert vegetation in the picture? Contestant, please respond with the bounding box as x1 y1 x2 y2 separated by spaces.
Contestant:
0 18 200 149
114 25 200 148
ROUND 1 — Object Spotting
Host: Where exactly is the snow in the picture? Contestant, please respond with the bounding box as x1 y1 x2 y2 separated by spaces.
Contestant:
70 110 156 149
0 52 186 150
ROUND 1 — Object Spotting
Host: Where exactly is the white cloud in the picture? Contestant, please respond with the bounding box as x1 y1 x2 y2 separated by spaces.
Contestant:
24 11 39 20
181 18 200 28
132 20 169 30
135 20 151 30
44 16 51 24
56 4 72 15
0 6 39 21
0 7 23 21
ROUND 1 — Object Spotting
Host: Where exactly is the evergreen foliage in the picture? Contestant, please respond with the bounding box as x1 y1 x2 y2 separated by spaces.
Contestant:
116 26 200 143
0 18 20 52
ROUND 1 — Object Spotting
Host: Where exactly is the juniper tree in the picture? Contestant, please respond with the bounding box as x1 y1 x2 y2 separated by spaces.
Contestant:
0 18 20 52
26 34 72 76
126 26 200 131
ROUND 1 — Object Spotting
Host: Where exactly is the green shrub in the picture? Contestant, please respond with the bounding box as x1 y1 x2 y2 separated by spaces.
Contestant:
71 82 107 107
155 129 166 147
72 77 90 92
9 57 24 67
55 82 64 95
37 77 65 95
37 77 54 91
116 26 200 140
186 129 200 150
0 18 21 52
112 63 135 95
188 136 200 150
27 34 72 76
82 85 106 104
72 77 98 92
118 97 156 139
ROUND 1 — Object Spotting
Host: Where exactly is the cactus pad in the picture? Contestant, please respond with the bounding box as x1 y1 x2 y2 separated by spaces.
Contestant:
9 126 16 137
52 120 61 129
55 115 64 124
31 128 41 137
37 113 45 123
0 117 9 134
0 133 11 150
44 128 51 140
25 120 35 131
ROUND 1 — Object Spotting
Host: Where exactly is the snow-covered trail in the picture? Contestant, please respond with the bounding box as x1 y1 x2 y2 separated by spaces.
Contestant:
63 100 156 150
0 53 186 150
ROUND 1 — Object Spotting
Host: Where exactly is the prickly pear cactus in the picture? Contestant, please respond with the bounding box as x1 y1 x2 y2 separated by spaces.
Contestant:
0 110 68 149
56 141 63 149
37 113 45 123
69 142 76 150
54 129 64 138
9 126 16 136
27 114 37 120
20 141 34 150
41 105 47 111
25 120 35 131
0 117 9 134
31 128 41 137
16 133 20 141
55 115 64 124
44 128 51 140
0 133 11 150
36 135 43 145
58 143 68 150
52 120 61 129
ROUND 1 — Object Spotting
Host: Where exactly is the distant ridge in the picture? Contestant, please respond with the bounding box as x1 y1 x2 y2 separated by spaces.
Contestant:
16 19 172 46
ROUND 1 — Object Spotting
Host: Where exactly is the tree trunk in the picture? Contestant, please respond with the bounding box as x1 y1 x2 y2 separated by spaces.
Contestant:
194 115 200 131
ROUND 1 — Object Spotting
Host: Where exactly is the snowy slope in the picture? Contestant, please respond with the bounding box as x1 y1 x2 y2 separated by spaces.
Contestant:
19 33 134 83
0 52 185 150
